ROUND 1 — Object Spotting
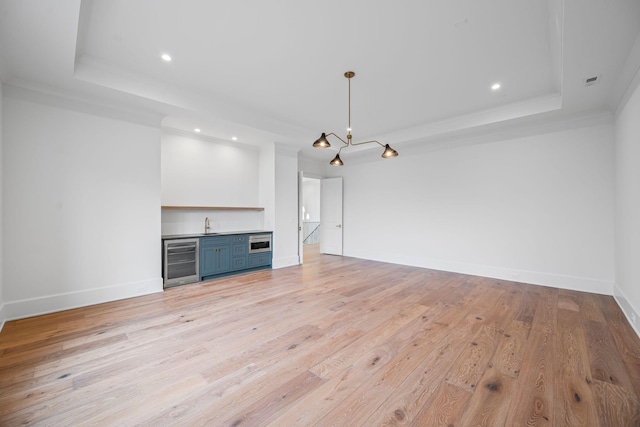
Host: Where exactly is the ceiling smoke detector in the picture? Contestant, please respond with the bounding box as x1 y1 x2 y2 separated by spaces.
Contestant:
584 75 601 87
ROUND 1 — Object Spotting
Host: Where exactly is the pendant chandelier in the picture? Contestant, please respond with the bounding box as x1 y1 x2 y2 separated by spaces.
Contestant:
312 71 398 166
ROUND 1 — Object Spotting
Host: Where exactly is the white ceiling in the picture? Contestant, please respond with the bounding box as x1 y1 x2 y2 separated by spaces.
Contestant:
1 0 639 161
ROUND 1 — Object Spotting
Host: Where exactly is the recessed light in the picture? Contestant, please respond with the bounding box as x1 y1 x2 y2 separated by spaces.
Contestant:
491 83 501 91
232 136 238 141
194 128 201 133
161 53 172 62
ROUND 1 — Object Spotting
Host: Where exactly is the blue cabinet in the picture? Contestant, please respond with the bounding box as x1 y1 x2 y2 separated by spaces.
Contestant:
248 253 271 268
199 232 271 281
200 236 231 279
230 234 248 271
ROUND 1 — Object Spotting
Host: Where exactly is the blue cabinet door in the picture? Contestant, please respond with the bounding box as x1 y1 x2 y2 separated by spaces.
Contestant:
200 236 231 278
217 245 231 273
200 246 217 277
248 252 272 268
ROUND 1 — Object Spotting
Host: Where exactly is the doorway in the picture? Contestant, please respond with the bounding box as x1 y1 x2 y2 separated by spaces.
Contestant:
298 174 343 264
301 176 321 262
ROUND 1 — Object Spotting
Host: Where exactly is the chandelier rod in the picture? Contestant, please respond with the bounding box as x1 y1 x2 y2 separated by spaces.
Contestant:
348 72 351 137
345 71 355 142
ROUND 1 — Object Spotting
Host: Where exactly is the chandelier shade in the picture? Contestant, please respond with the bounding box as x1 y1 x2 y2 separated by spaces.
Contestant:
312 133 331 148
382 144 399 158
312 71 398 166
329 154 344 166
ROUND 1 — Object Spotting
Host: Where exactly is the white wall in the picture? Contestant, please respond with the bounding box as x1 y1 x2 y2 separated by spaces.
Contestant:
0 81 5 330
3 93 162 320
161 131 259 206
161 209 264 236
273 144 300 268
298 156 326 177
329 118 616 294
259 143 276 233
302 178 320 221
160 131 264 234
614 79 640 334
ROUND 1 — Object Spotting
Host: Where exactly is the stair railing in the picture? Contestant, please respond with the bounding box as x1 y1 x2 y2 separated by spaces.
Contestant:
303 221 320 244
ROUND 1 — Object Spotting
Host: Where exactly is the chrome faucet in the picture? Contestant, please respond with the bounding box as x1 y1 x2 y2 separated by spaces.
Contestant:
204 217 211 233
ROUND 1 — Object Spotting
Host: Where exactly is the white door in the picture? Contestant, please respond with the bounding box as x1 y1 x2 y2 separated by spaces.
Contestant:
320 177 343 255
298 171 304 264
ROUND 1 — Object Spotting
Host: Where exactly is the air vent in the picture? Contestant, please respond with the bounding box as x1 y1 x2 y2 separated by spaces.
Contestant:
454 18 468 28
584 75 601 86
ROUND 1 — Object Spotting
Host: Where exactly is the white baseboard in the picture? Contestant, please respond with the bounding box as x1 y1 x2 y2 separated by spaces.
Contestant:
4 278 164 322
347 250 613 295
272 255 300 269
613 282 640 339
0 302 6 333
456 264 612 295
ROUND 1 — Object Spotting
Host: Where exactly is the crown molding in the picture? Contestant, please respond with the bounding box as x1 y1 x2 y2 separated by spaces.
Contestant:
3 82 165 128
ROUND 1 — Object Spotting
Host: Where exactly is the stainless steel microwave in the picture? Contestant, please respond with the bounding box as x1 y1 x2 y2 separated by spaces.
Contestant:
249 234 271 253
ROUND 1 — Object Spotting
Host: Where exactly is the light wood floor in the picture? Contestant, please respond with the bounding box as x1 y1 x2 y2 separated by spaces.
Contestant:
2 247 640 426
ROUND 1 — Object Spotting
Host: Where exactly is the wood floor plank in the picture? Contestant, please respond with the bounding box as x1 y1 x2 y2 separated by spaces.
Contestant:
2 251 640 426
553 308 599 426
317 336 444 425
277 290 491 426
409 382 472 427
503 288 558 426
321 285 505 426
584 318 636 392
308 303 428 379
599 295 640 398
146 325 363 425
265 365 365 426
358 330 476 425
221 370 324 427
558 292 581 312
515 289 540 325
492 319 531 378
592 378 640 426
84 374 208 426
581 292 607 323
445 325 502 392
456 368 516 426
